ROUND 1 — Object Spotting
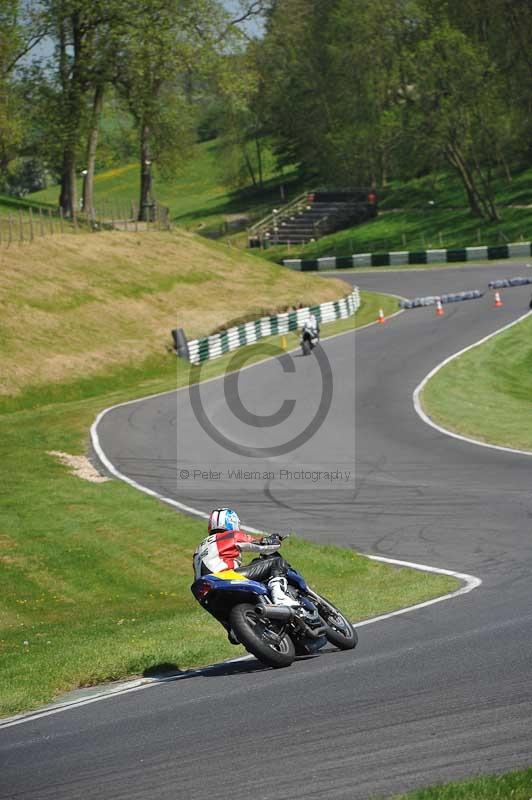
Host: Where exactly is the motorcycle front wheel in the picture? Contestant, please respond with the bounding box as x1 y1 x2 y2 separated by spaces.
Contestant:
314 595 358 650
229 603 295 668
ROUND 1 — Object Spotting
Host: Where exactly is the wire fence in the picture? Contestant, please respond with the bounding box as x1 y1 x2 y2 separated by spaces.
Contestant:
0 201 171 246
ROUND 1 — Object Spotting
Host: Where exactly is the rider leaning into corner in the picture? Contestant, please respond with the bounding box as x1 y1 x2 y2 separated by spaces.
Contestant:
306 311 320 337
193 508 298 609
303 311 320 338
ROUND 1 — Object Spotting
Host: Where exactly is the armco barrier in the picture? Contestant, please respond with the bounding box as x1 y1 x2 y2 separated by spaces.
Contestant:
186 288 361 364
284 241 532 271
400 290 484 309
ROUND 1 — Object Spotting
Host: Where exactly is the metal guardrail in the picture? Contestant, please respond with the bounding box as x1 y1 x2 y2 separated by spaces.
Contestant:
186 288 361 364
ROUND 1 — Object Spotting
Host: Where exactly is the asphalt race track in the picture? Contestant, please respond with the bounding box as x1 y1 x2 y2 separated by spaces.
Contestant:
2 264 532 799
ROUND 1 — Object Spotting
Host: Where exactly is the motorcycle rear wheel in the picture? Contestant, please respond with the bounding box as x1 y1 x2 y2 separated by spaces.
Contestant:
302 338 312 356
229 603 295 668
314 595 358 650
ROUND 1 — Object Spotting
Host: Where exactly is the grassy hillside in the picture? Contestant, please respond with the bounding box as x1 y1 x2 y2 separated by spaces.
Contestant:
258 206 532 264
0 229 351 399
256 166 532 263
29 139 301 234
24 144 532 262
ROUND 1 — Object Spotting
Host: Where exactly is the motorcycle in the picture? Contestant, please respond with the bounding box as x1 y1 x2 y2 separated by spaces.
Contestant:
300 323 319 356
190 541 357 669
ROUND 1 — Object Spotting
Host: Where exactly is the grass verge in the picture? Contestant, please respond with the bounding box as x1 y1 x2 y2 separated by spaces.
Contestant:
0 291 454 718
0 229 349 398
392 767 532 799
421 314 532 450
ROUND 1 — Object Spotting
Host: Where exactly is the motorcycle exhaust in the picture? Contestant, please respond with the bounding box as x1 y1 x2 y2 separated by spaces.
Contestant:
256 605 295 622
294 612 328 639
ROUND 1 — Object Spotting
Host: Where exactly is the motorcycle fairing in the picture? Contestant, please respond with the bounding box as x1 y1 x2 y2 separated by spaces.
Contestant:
287 568 308 592
210 572 269 594
212 569 247 581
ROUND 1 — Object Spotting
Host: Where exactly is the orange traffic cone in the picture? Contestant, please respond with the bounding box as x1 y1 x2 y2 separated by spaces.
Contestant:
493 291 503 308
377 308 386 324
435 298 444 316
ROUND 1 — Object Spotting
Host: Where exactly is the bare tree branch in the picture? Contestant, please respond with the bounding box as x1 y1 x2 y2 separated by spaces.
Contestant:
4 29 48 75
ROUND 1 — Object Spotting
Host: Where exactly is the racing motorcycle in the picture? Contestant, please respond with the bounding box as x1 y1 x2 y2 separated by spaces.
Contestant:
190 539 357 668
300 322 319 356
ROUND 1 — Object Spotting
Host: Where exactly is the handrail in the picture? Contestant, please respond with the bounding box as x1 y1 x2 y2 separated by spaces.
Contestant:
248 191 310 240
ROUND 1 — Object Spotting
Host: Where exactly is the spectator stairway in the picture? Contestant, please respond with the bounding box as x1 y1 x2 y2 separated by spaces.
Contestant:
248 189 377 248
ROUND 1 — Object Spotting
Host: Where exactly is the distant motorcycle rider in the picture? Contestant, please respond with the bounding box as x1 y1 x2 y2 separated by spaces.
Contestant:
307 311 319 336
193 508 298 608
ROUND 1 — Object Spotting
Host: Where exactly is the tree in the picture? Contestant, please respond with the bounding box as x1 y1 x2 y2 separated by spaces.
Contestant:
80 3 131 219
257 0 340 181
215 48 268 191
401 21 505 220
42 0 128 219
117 0 263 220
0 1 46 186
256 0 407 186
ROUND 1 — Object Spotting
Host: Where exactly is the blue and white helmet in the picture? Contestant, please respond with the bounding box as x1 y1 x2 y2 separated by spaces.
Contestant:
208 508 240 533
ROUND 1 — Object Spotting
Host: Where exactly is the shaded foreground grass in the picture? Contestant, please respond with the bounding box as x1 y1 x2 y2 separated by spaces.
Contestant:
392 767 532 799
0 292 456 718
421 314 532 450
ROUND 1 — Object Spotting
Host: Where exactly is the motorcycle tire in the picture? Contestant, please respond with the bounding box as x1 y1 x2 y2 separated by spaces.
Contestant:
302 339 312 356
229 603 295 668
314 595 358 650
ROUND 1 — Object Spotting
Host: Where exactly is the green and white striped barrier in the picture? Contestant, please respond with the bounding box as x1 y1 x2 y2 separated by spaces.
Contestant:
187 288 361 364
283 241 532 271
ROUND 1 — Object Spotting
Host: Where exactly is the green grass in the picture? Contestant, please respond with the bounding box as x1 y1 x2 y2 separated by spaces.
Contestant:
392 767 532 799
378 166 532 210
255 166 532 264
259 206 532 264
28 139 301 232
0 193 56 216
0 291 454 718
421 314 532 450
21 148 532 264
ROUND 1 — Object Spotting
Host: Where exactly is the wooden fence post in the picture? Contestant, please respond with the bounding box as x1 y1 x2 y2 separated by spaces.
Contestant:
48 208 54 234
29 208 34 242
8 214 13 245
59 207 64 233
39 207 44 237
18 210 24 243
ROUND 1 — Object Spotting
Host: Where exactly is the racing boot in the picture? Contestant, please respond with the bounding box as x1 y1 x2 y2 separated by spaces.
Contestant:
268 576 299 608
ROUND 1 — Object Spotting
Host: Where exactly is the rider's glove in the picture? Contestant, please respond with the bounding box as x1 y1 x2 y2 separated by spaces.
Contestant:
260 534 281 547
